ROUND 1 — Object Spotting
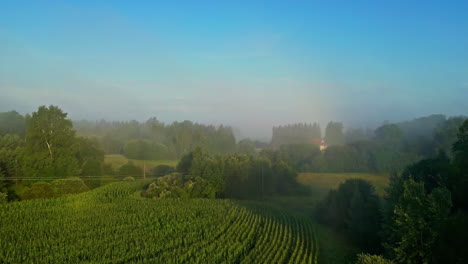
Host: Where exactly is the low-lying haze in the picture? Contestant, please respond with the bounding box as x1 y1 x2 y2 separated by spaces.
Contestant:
1 1 467 139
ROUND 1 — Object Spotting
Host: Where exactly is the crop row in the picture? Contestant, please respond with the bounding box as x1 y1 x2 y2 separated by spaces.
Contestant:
0 182 317 263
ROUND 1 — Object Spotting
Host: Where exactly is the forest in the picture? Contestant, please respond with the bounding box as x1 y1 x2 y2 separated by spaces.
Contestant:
0 105 467 263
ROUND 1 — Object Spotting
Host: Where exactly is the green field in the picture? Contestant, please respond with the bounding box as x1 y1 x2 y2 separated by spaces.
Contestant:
104 154 178 170
0 181 318 263
297 173 390 197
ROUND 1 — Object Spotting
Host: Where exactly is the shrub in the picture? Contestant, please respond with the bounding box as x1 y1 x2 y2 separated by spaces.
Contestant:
151 165 175 176
0 192 7 203
355 254 393 264
51 177 90 197
80 159 103 176
21 182 54 200
123 176 135 182
145 173 215 199
118 162 142 177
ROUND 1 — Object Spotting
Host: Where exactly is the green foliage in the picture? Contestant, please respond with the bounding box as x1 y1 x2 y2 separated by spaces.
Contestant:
0 111 26 136
145 173 216 199
345 128 372 144
80 159 103 176
317 179 382 253
0 182 318 263
123 176 135 181
74 118 237 158
75 136 104 167
434 211 468 263
18 178 90 200
278 143 321 172
150 164 175 176
0 134 23 182
355 253 393 264
382 122 468 263
50 177 90 197
118 161 142 176
175 148 303 199
272 160 298 195
391 180 451 264
375 124 403 145
21 182 54 200
236 139 257 155
325 121 345 146
0 192 7 203
271 122 321 147
453 119 468 169
22 105 79 178
433 116 466 157
124 139 170 160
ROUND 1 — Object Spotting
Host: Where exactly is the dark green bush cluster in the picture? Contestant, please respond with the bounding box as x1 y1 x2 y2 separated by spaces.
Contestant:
21 177 90 200
144 173 216 199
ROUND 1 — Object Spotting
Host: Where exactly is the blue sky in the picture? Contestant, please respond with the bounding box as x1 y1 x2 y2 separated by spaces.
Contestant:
1 0 467 139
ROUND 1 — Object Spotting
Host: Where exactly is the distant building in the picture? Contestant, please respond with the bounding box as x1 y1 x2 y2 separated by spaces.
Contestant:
311 138 327 151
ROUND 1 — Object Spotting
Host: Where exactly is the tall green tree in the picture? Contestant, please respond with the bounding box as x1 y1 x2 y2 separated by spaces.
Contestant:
22 105 79 178
325 121 345 146
0 111 26 136
390 180 451 264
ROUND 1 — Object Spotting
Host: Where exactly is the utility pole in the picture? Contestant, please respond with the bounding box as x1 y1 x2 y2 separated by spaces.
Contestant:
143 162 146 180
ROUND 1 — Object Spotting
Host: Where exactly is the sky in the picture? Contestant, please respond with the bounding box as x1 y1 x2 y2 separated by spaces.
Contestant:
1 0 467 139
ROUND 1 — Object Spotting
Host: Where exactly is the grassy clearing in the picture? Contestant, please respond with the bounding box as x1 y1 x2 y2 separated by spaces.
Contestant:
297 173 390 197
104 154 178 170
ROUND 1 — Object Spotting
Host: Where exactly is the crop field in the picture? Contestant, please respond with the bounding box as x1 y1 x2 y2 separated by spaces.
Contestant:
0 181 318 263
297 173 390 197
104 154 178 170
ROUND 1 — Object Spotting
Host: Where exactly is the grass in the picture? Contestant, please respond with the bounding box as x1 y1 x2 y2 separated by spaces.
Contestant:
297 172 390 197
104 154 178 170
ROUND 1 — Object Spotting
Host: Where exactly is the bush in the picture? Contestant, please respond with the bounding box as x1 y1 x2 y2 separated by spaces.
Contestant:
145 173 216 199
102 163 115 175
118 162 142 177
50 177 90 197
355 254 393 264
317 179 382 253
123 176 135 182
80 159 103 176
151 165 175 176
0 192 7 203
21 182 54 200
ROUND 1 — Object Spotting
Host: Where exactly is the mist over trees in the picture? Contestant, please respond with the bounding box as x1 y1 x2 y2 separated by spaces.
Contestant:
267 115 466 175
271 123 321 147
314 119 468 263
73 118 237 159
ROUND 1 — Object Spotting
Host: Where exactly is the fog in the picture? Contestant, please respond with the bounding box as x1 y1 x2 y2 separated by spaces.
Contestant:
1 1 467 140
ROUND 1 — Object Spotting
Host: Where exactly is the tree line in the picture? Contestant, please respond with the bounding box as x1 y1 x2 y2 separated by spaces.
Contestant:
269 115 466 174
73 118 237 159
143 147 306 200
316 119 468 263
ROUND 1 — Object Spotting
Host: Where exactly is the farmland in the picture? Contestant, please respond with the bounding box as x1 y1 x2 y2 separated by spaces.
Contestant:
0 181 318 264
297 173 390 197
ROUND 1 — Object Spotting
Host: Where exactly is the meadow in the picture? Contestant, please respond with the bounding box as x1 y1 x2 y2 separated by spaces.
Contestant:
0 181 318 264
297 173 390 197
